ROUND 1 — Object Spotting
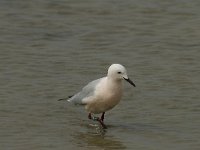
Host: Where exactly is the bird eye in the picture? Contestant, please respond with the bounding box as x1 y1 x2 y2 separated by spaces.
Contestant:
117 71 121 74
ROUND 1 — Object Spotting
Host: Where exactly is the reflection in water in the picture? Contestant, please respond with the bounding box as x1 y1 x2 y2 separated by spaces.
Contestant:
73 125 126 150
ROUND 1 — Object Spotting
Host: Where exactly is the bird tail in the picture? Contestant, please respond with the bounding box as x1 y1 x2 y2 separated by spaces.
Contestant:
58 95 73 101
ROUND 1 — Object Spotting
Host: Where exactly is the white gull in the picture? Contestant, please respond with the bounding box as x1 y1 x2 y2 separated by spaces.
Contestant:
59 64 136 128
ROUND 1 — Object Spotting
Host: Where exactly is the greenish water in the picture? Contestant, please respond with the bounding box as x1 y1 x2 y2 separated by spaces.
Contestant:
0 0 200 149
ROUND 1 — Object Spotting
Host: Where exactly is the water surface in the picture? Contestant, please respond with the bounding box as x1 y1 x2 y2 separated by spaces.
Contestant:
0 0 200 149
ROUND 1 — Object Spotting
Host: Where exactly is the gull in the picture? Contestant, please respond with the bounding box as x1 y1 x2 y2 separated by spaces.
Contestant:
59 64 136 128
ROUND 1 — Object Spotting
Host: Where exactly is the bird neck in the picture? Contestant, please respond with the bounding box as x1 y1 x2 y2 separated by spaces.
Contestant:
107 77 123 88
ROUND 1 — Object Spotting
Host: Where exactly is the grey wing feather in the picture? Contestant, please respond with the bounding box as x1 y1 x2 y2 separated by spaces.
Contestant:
68 78 103 105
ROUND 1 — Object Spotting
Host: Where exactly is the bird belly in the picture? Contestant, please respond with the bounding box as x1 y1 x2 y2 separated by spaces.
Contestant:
85 92 122 114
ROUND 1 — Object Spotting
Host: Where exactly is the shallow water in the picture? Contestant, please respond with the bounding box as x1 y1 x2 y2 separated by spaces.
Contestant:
0 0 200 149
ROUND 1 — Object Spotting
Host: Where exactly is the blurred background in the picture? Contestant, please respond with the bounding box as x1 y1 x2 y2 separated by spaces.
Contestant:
0 0 199 149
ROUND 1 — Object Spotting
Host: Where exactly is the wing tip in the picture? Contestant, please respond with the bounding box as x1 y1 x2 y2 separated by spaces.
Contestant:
58 95 73 101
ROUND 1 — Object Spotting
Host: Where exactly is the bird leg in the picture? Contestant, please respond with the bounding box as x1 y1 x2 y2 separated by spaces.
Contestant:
101 112 105 122
88 113 107 129
96 118 107 129
88 113 92 119
88 113 100 121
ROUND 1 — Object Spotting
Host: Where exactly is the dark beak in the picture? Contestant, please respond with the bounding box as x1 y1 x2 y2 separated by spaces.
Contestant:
124 78 136 87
